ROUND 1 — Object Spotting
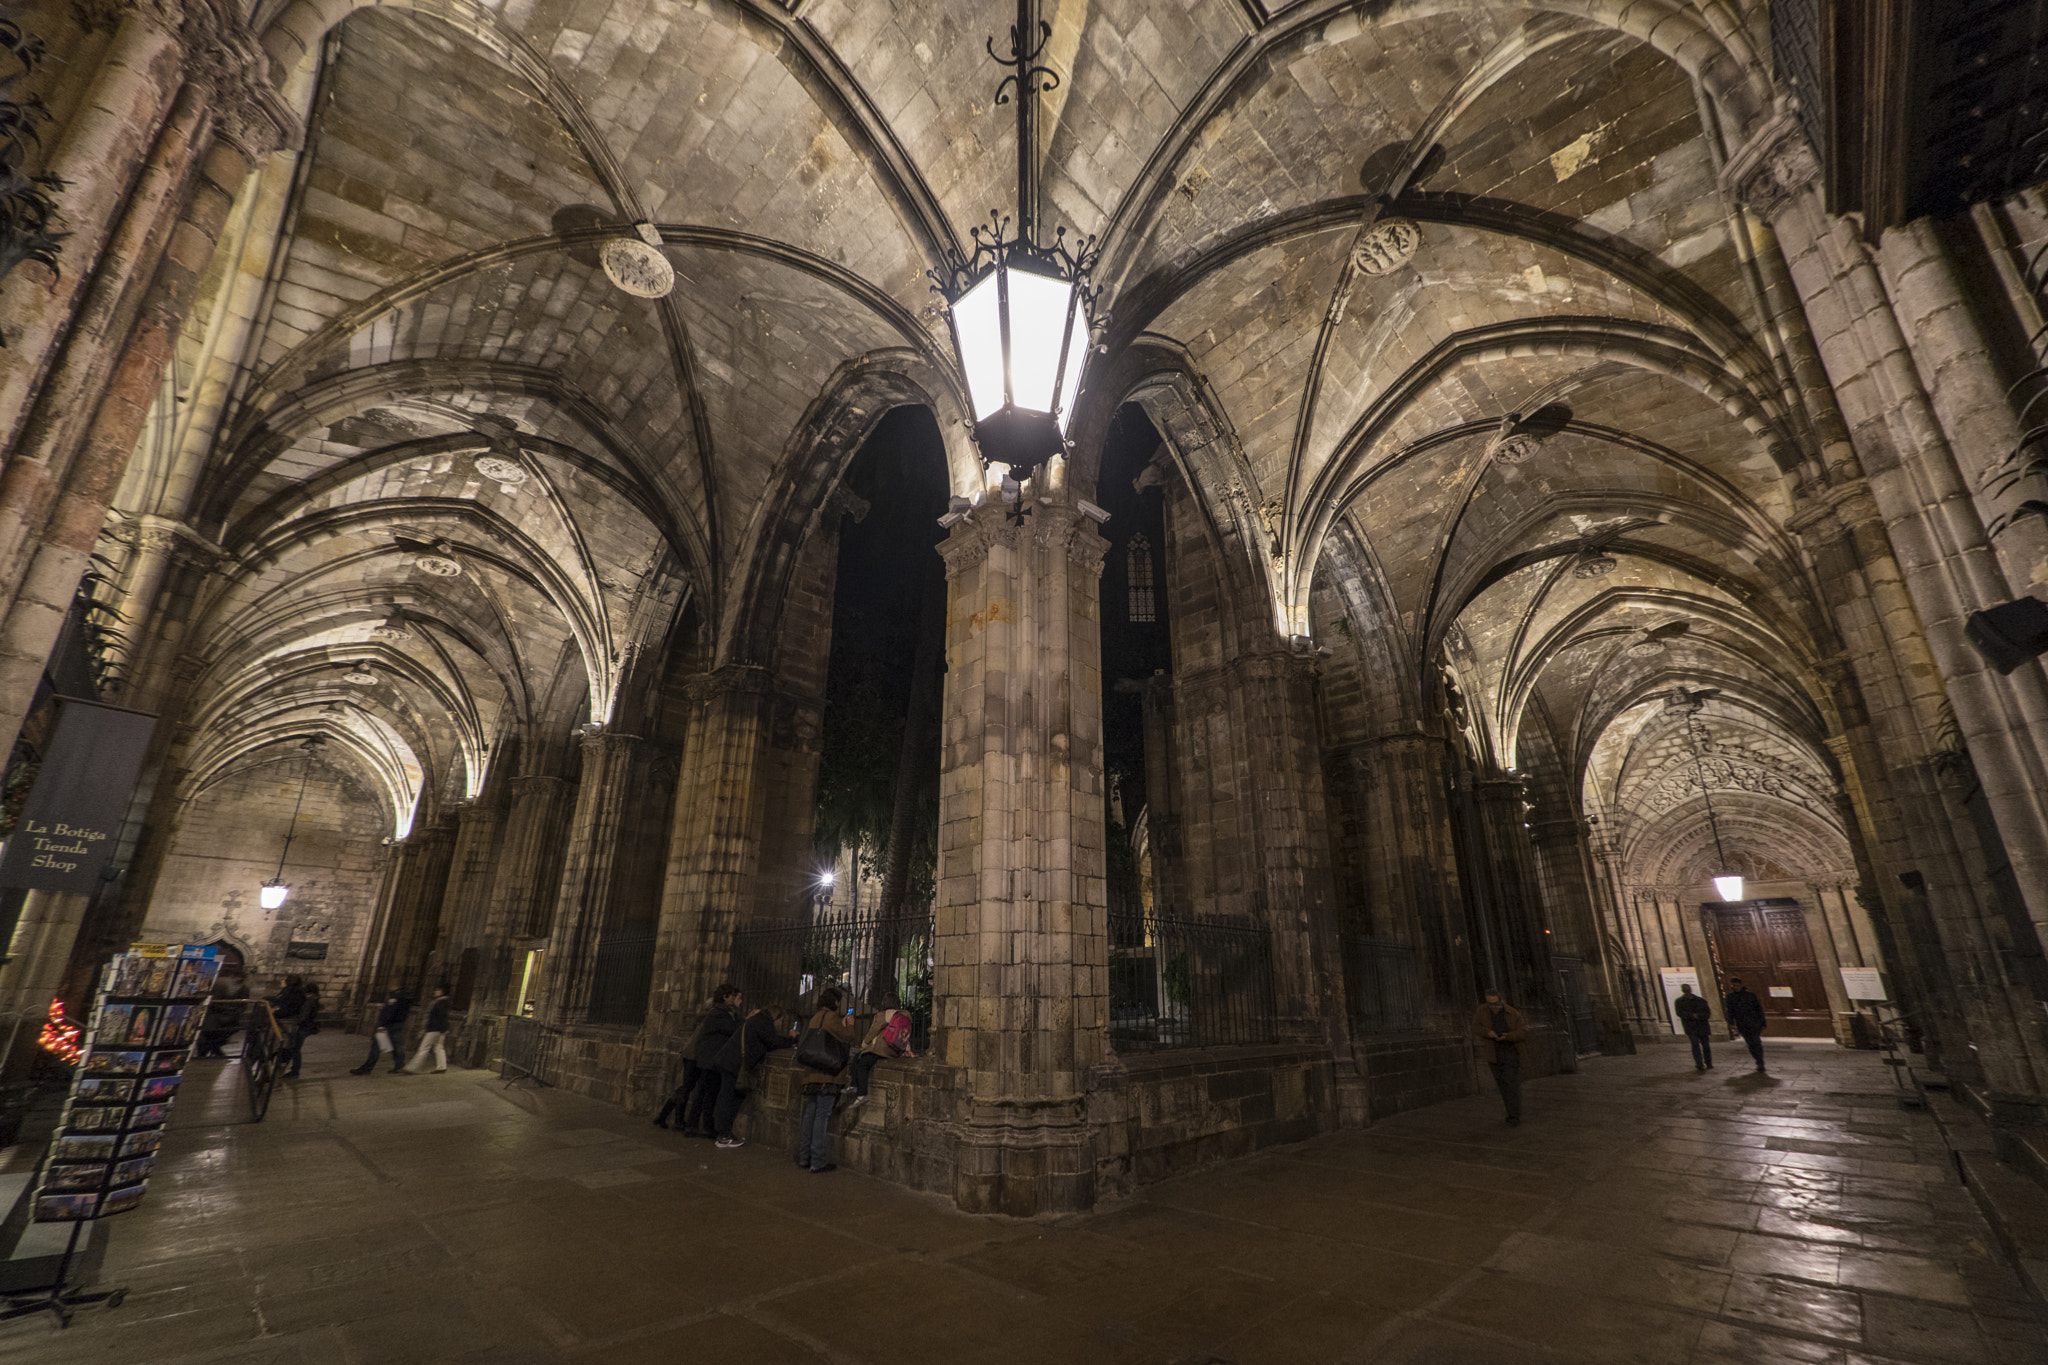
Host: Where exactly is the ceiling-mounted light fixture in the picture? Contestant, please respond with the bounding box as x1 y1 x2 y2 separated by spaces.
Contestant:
929 0 1101 482
1676 704 1743 903
260 739 322 910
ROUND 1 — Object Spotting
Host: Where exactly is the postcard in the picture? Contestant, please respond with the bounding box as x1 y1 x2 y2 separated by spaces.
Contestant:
98 1184 146 1217
40 1163 108 1193
118 1130 162 1159
126 1102 171 1129
85 1050 145 1076
32 1192 98 1222
74 1076 134 1103
112 1156 154 1185
51 1133 118 1162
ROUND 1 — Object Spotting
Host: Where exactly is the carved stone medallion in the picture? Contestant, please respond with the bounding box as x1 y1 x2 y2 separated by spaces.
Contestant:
415 554 463 577
1350 217 1421 276
474 454 528 485
600 236 675 299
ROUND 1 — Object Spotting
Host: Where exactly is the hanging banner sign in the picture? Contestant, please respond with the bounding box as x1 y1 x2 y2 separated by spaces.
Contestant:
32 943 218 1223
0 698 155 894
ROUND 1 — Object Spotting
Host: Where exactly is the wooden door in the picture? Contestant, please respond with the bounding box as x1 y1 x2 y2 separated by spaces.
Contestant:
1702 900 1833 1037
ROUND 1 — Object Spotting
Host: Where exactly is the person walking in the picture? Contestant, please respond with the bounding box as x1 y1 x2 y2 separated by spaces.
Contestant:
848 994 915 1107
351 987 412 1075
678 984 742 1138
1674 982 1714 1071
795 986 860 1172
1724 976 1768 1072
403 984 453 1073
279 981 320 1078
1470 989 1528 1126
707 1003 796 1148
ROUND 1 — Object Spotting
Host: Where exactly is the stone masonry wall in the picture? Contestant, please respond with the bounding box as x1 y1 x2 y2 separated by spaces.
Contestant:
142 758 388 999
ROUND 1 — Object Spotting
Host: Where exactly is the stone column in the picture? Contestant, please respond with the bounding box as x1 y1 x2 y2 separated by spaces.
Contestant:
632 666 778 1104
1877 220 2048 606
540 729 641 1025
1168 646 1346 1038
1472 776 1555 1014
0 1 189 440
1725 117 2048 978
932 505 1108 1216
466 774 570 1016
358 823 454 1008
1352 729 1474 1016
429 800 504 998
1530 814 1622 1020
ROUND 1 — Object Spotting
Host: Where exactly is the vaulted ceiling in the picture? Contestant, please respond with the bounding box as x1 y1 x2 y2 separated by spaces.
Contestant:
116 1 1844 872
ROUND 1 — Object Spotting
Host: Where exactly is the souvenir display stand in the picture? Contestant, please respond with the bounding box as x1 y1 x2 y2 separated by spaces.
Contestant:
2 944 218 1326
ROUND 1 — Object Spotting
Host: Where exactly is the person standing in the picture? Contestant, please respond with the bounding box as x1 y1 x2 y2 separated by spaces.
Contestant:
350 987 412 1075
1673 982 1713 1071
403 984 452 1073
1470 989 1528 1126
1724 976 1768 1072
678 984 742 1137
795 986 860 1172
707 1003 796 1147
279 981 320 1078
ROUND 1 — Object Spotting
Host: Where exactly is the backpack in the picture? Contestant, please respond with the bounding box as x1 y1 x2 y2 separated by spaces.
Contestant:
879 1010 911 1056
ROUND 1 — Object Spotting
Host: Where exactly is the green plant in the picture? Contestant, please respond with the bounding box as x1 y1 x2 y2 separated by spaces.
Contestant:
0 10 67 332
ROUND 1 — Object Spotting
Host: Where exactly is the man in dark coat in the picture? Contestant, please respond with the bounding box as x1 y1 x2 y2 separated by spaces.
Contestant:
1724 976 1768 1072
350 988 412 1075
1470 989 1529 1126
1673 982 1713 1071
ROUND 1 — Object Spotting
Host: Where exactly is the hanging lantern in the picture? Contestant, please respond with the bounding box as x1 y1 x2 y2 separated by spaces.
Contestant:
931 1 1100 481
1713 874 1745 902
260 880 290 910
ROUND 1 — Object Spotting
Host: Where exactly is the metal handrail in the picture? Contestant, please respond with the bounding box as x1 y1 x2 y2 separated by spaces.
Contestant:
240 1001 288 1121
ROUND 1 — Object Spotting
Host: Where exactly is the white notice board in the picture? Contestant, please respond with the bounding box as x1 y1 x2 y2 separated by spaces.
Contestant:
1840 967 1887 1001
1659 968 1701 1034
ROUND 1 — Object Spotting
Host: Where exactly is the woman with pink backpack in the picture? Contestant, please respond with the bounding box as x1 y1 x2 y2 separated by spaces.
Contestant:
847 994 915 1107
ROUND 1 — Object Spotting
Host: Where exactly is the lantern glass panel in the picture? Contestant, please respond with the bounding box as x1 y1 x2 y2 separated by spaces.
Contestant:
1004 266 1075 414
1713 874 1744 902
1056 323 1086 434
260 882 290 910
951 272 1006 421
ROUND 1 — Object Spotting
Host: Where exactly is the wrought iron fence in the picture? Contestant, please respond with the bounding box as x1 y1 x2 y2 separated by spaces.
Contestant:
1107 910 1276 1051
500 1014 554 1086
240 1001 286 1121
586 930 657 1026
1342 936 1426 1034
729 906 935 1049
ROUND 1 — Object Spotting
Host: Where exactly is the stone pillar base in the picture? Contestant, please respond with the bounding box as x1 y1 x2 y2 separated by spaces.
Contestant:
949 1097 1096 1217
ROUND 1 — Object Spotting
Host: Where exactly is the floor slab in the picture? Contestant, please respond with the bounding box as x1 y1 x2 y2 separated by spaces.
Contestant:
0 1036 2040 1363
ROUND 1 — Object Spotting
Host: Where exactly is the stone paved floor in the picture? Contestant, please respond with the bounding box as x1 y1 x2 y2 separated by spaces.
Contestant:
1 1035 2042 1364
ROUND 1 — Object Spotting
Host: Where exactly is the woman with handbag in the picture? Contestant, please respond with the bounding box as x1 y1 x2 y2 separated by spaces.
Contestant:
794 986 861 1173
707 1004 795 1148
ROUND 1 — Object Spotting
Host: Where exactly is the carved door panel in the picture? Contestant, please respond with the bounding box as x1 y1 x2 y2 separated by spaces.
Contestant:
1701 901 1834 1037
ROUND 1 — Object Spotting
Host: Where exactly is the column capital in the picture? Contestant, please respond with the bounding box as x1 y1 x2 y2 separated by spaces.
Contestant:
180 0 303 159
936 505 1107 579
1718 104 1820 221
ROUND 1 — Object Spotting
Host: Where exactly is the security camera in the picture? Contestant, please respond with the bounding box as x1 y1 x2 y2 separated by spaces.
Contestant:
937 509 973 528
1077 499 1111 524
